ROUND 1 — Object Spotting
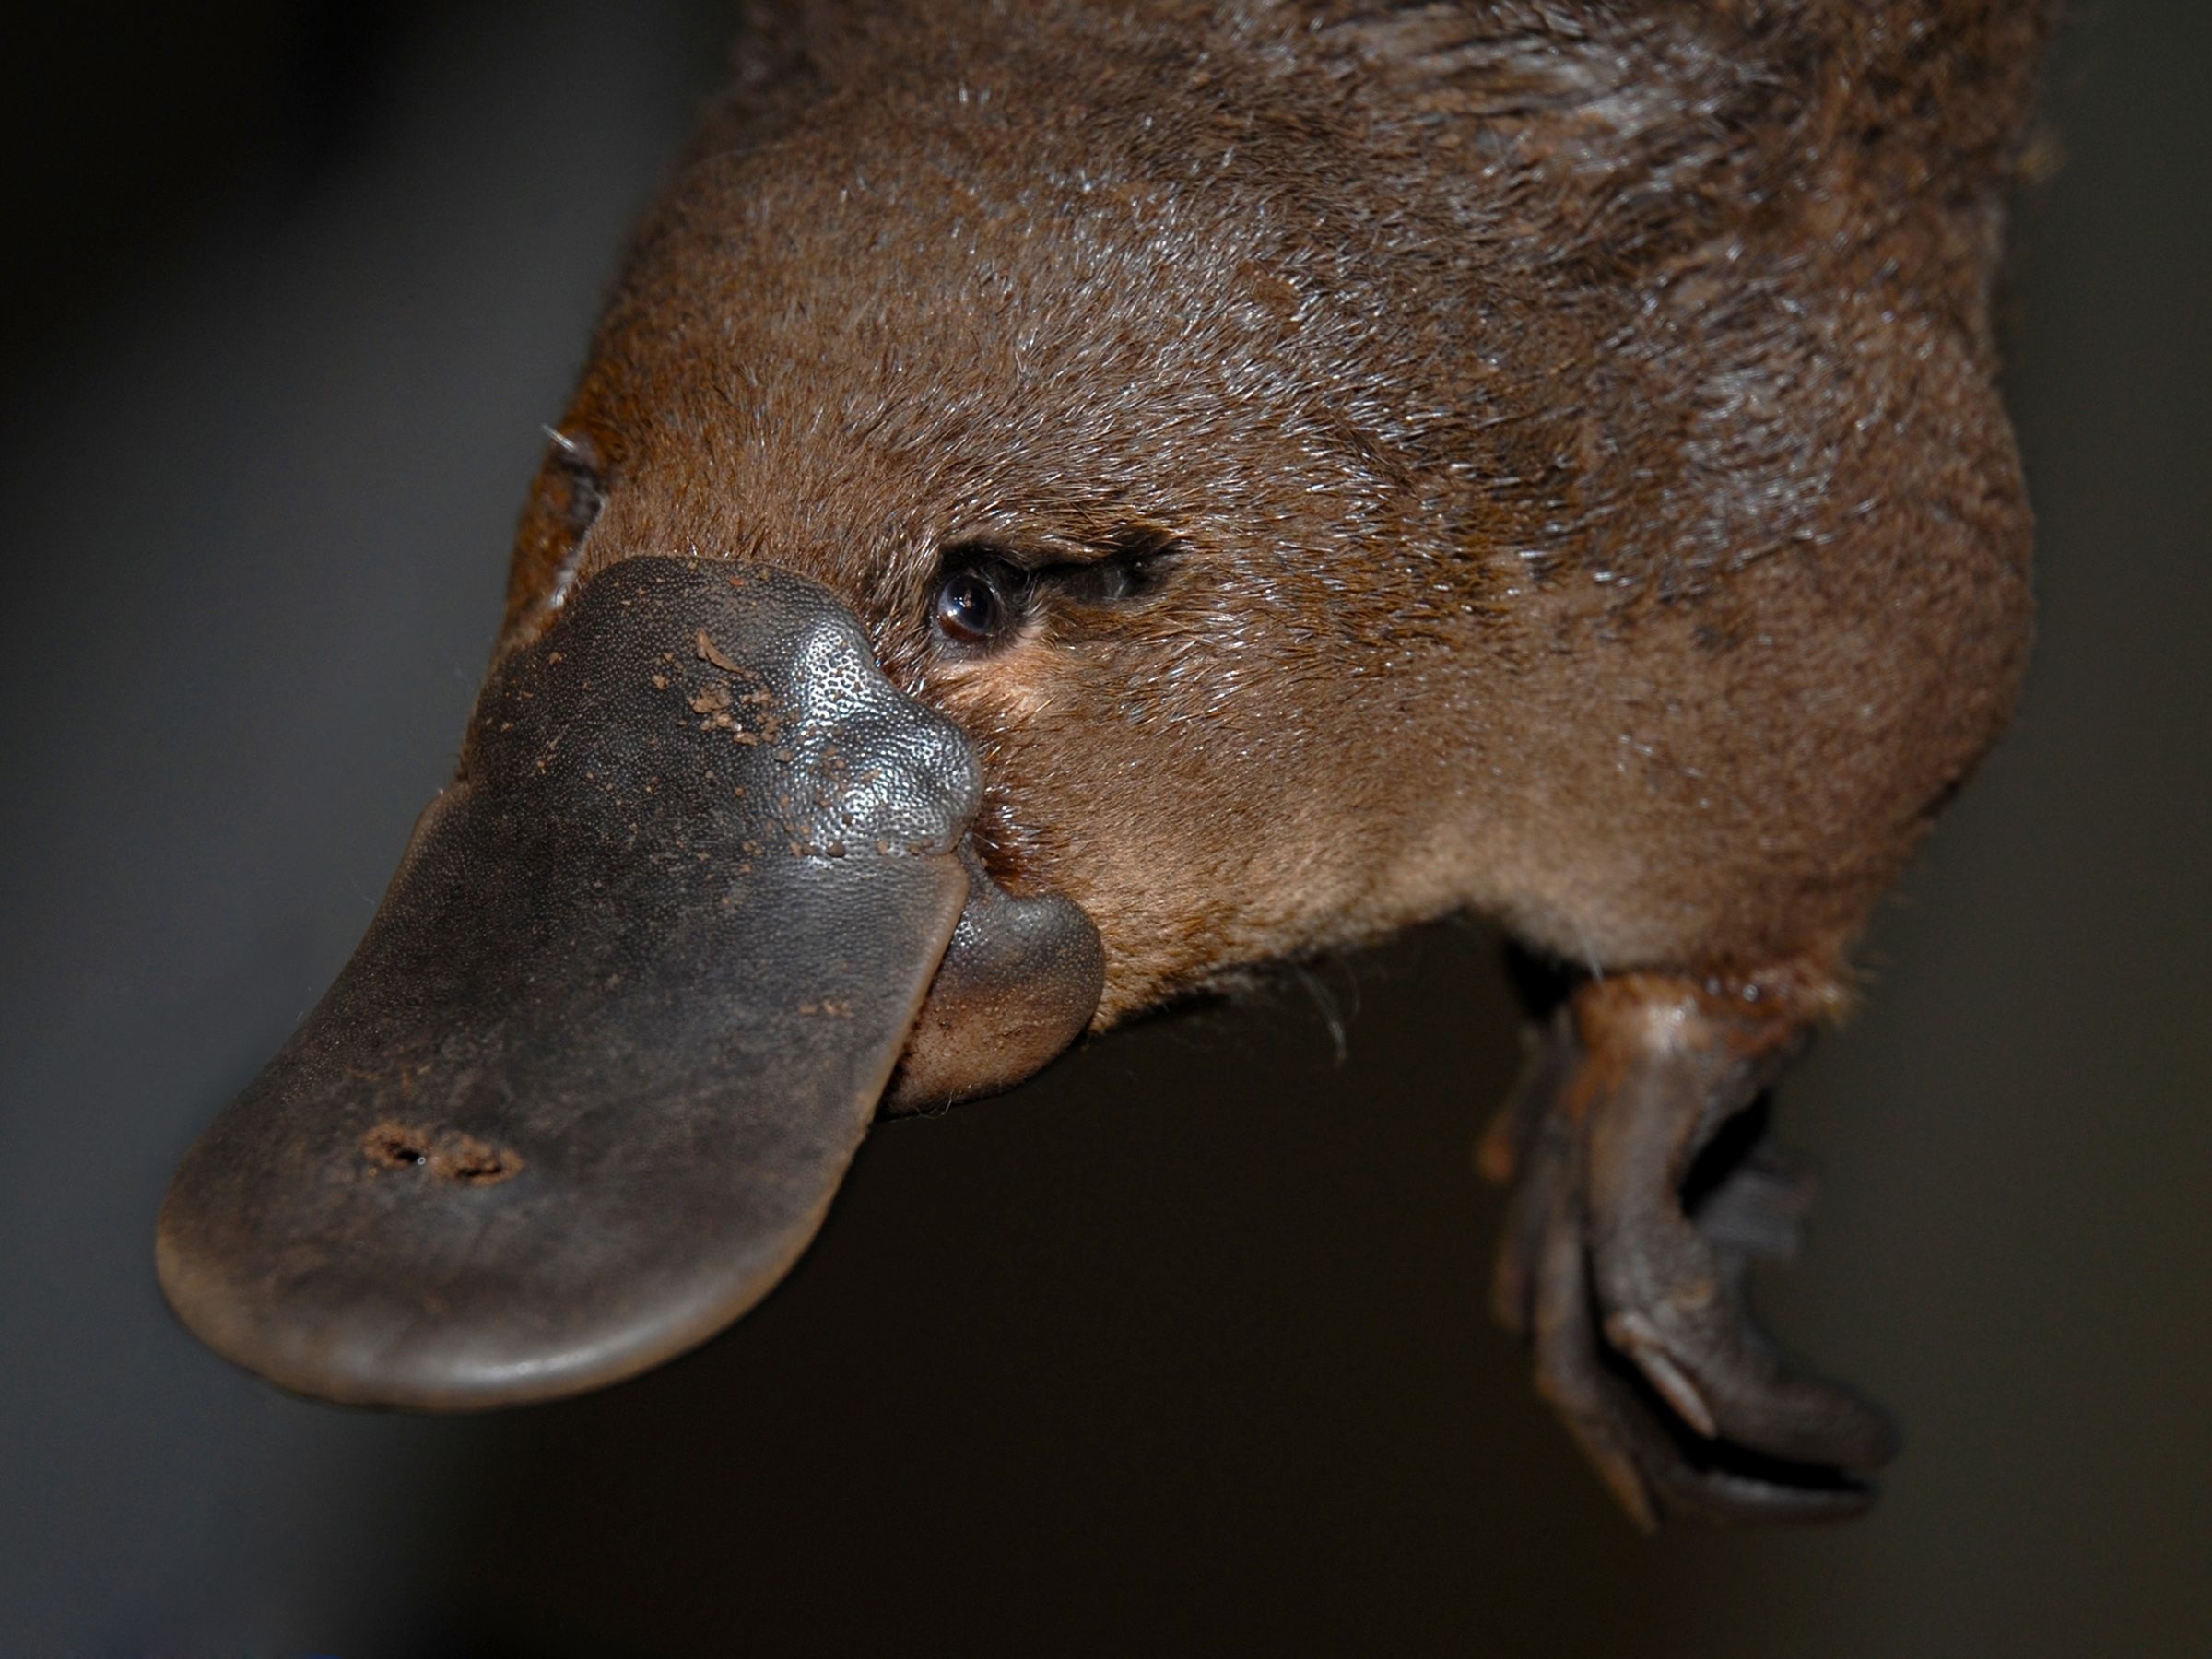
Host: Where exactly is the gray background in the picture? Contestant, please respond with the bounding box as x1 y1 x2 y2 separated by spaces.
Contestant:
2 3 2205 1653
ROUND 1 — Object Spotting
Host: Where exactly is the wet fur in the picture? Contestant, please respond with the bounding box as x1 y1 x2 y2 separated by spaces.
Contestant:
501 0 2053 1024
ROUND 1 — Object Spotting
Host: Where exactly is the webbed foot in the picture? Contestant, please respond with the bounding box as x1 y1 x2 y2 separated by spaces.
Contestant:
1480 965 1899 1528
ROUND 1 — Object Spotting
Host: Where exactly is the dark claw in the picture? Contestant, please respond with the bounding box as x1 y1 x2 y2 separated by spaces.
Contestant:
1484 977 1899 1526
1482 1015 1583 1335
1531 1194 1662 1529
1689 1133 1816 1264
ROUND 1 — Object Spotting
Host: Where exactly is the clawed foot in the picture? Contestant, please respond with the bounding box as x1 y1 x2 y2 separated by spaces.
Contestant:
1480 968 1898 1528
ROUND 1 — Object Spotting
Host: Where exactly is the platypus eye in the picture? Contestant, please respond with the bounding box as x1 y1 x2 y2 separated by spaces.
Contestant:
932 563 1020 648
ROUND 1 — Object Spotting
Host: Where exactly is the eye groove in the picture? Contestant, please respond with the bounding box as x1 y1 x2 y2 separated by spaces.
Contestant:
520 427 611 618
543 428 608 544
928 528 1181 653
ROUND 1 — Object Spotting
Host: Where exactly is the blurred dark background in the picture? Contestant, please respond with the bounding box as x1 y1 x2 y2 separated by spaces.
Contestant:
2 3 2205 1653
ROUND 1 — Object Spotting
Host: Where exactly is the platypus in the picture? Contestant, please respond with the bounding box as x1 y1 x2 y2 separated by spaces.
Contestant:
156 0 2058 1527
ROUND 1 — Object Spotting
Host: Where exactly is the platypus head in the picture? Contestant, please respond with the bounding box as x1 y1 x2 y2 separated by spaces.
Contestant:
158 10 1487 1407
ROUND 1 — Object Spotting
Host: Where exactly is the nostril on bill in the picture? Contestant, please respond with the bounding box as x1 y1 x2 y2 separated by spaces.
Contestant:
360 1121 522 1186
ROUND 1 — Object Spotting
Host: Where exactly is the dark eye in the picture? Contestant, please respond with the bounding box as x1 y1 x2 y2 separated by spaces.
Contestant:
933 566 1016 647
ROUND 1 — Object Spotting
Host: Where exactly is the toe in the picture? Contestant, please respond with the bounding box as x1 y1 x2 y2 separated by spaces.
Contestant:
1583 1071 1900 1474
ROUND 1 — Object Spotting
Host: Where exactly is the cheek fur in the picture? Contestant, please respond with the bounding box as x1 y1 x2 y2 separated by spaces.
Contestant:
927 643 1062 727
916 646 1090 896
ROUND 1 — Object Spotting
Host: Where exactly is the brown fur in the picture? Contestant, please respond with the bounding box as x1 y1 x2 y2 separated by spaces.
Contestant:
500 0 2053 1025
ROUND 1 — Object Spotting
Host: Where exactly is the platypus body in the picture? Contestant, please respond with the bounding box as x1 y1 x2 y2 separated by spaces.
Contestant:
158 0 2057 1527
